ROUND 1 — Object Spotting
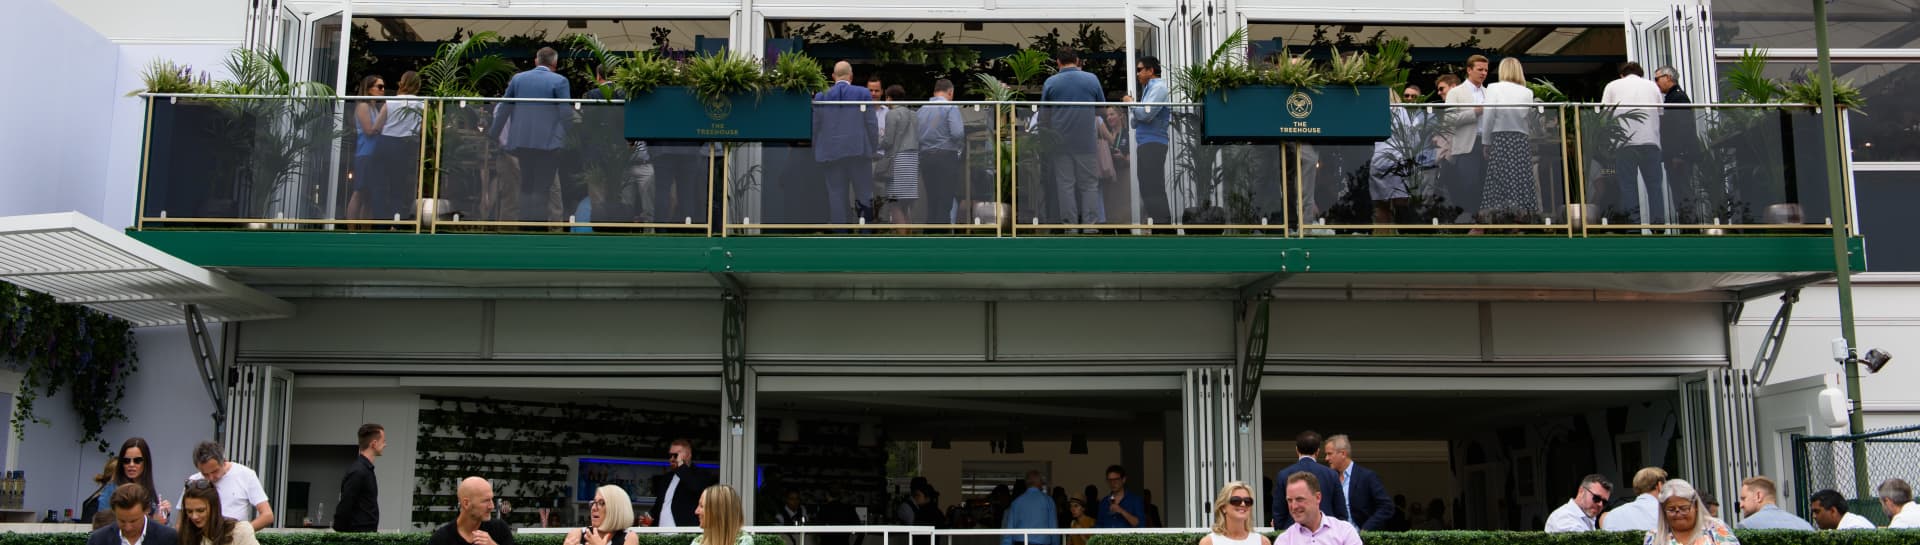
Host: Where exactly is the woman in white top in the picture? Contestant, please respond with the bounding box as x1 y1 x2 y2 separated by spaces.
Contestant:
1480 57 1540 225
374 70 425 221
1200 481 1271 545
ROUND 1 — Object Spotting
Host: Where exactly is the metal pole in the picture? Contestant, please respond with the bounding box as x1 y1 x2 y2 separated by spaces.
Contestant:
1812 0 1871 499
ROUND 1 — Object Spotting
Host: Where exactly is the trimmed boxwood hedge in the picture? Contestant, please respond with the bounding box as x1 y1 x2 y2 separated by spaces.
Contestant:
0 533 789 545
1083 530 1920 545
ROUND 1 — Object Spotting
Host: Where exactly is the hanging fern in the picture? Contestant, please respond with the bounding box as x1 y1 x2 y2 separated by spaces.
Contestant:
2 282 140 453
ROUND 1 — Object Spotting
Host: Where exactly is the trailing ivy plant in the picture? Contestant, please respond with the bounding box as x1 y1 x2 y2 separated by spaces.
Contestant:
1 282 139 453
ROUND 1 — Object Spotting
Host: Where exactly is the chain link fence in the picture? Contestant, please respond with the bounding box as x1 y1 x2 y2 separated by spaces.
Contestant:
1793 425 1920 526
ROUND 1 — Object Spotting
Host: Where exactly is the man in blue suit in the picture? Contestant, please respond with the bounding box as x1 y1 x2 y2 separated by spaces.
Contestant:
494 47 572 222
1272 430 1347 527
1325 434 1394 530
89 485 179 545
813 61 880 225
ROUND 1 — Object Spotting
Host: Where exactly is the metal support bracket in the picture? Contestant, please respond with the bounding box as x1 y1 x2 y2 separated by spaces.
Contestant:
1233 296 1272 424
721 290 747 425
1748 288 1801 385
185 304 227 438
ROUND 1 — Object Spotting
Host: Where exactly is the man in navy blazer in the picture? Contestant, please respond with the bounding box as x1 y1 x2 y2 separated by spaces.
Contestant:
90 484 180 545
494 47 572 222
813 61 880 225
1326 434 1395 530
1272 430 1347 527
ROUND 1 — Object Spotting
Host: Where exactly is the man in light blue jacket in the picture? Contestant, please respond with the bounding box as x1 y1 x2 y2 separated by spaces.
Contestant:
1737 476 1814 530
1124 56 1171 225
494 47 572 222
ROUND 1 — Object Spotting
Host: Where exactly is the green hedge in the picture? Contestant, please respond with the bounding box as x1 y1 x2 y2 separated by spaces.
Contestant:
9 531 1919 545
0 533 789 545
1084 530 1920 545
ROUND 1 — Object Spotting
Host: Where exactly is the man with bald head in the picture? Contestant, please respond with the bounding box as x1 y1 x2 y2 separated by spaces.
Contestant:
429 477 514 545
813 60 881 225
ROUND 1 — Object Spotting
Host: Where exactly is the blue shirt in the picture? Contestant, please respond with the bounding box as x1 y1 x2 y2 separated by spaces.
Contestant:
1039 66 1104 154
1001 487 1059 545
1739 504 1814 530
1095 490 1146 528
1130 77 1170 145
916 96 966 153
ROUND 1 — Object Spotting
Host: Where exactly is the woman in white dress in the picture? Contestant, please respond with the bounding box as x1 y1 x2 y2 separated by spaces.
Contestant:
1200 481 1271 545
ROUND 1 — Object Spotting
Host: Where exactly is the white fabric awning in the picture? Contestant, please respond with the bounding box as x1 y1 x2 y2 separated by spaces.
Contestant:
0 213 293 327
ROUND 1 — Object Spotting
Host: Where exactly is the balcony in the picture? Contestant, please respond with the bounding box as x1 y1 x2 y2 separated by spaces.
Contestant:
124 94 1861 290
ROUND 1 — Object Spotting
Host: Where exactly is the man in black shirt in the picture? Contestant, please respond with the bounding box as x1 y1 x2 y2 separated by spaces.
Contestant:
430 477 513 545
334 423 384 532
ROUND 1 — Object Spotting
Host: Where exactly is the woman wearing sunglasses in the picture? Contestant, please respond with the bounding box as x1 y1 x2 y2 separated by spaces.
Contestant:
1201 482 1270 545
565 485 639 545
110 438 169 524
179 479 258 545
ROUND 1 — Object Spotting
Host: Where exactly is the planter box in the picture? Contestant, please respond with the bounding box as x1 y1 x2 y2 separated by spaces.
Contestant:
1202 85 1391 142
624 86 812 142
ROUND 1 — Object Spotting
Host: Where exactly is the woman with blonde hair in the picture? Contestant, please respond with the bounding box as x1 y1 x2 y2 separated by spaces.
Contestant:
567 485 640 545
694 484 754 545
1645 479 1739 545
1480 56 1540 225
1199 482 1271 545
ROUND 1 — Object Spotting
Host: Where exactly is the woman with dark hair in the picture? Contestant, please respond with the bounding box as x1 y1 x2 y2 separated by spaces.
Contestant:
348 75 388 220
112 438 169 523
179 479 259 545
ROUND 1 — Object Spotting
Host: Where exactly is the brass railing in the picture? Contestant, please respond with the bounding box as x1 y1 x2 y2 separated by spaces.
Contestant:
132 94 1849 238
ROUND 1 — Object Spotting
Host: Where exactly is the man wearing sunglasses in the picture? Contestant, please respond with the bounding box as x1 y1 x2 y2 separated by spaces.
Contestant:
1544 474 1612 532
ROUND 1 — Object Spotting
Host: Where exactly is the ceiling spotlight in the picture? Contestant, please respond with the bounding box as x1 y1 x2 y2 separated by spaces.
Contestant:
1070 433 1088 455
1005 432 1025 454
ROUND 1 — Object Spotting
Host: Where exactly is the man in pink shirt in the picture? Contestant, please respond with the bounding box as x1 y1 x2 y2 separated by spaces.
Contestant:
1275 473 1364 545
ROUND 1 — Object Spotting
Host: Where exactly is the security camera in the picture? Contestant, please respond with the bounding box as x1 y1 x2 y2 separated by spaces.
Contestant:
1832 338 1850 363
1863 348 1893 373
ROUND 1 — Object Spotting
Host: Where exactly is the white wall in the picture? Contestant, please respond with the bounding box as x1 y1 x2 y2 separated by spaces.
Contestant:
1737 283 1920 428
48 0 242 44
288 389 421 529
0 0 119 221
8 325 220 520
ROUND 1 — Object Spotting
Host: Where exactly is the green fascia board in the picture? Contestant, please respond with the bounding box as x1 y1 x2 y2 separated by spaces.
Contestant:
128 231 1866 274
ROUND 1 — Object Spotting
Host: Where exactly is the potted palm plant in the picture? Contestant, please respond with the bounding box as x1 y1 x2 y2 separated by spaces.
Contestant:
1182 28 1405 142
618 49 827 142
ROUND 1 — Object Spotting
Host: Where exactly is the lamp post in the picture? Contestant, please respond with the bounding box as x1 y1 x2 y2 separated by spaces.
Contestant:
1811 0 1871 499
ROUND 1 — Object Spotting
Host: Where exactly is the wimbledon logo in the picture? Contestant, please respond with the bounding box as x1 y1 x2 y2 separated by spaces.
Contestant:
1286 91 1314 120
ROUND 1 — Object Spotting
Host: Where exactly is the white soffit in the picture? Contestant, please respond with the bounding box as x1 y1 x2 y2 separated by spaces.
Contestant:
0 213 294 327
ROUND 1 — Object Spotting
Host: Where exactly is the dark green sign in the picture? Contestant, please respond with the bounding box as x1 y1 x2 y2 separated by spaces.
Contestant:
624 86 813 142
1202 85 1391 142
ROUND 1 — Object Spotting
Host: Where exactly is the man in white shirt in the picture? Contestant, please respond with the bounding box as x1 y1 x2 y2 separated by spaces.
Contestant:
1601 467 1667 531
1809 489 1877 530
1600 62 1669 225
185 441 274 531
1882 478 1920 528
1544 474 1612 532
1441 55 1489 222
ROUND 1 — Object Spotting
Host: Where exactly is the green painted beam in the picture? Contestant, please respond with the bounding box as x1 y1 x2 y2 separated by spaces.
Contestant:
128 231 1866 274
